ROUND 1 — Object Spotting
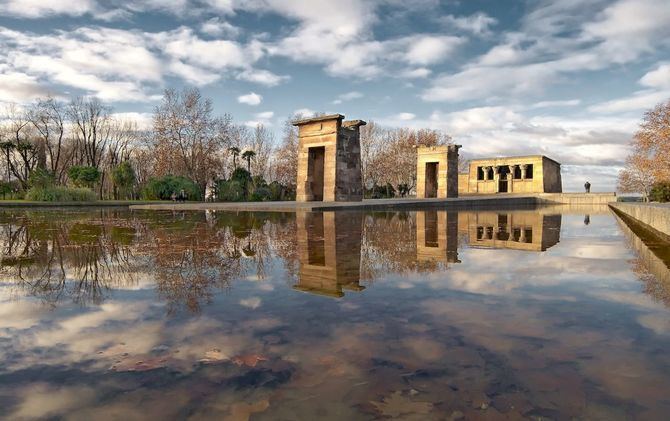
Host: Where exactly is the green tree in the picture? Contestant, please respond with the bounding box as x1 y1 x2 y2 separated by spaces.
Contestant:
111 161 137 200
68 165 101 188
229 146 241 169
28 168 55 189
242 150 256 173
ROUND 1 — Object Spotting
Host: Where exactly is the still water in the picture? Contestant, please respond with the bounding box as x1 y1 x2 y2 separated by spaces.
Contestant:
0 206 669 420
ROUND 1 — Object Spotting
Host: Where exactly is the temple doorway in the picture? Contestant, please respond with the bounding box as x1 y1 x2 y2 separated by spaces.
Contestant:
307 147 325 201
425 162 438 198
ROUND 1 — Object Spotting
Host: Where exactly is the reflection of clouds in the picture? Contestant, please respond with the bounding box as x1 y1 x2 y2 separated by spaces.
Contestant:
419 296 670 415
637 313 670 336
8 383 96 420
239 297 262 309
257 282 274 291
551 239 631 260
0 298 49 330
2 209 670 418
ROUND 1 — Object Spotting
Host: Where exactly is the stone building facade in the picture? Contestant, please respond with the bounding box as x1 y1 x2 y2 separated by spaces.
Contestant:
459 155 562 194
416 145 461 199
293 114 365 202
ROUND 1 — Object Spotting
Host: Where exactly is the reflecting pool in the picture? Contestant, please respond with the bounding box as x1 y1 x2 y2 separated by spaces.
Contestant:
1 206 670 419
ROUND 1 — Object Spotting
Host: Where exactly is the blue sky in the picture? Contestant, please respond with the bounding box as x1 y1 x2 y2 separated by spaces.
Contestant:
1 0 669 191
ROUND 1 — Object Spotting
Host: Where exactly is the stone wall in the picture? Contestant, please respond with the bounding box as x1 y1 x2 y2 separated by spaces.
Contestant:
542 157 562 193
335 121 365 201
294 114 364 202
465 155 562 194
610 203 670 242
416 145 461 199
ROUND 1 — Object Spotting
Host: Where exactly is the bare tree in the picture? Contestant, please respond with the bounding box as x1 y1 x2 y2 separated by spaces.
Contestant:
28 97 70 183
618 152 656 200
1 104 39 190
68 97 113 169
360 120 381 188
250 124 274 179
368 127 452 193
152 88 232 194
270 115 299 186
618 99 670 196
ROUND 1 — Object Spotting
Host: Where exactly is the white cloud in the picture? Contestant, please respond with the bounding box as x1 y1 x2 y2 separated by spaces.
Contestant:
530 99 581 109
440 12 497 36
0 23 284 102
0 0 97 18
640 62 670 89
245 111 274 127
589 63 670 113
395 112 416 121
0 70 49 103
399 68 431 78
237 92 262 105
404 35 464 66
589 90 670 114
111 112 153 129
200 17 241 38
255 111 274 119
583 0 670 63
293 108 315 118
332 91 363 104
236 69 288 86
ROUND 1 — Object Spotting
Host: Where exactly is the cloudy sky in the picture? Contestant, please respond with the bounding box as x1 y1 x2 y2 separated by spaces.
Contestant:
1 0 669 191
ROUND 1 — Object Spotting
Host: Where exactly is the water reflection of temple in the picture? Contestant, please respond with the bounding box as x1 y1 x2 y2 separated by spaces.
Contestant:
463 212 561 251
416 210 460 264
294 211 365 297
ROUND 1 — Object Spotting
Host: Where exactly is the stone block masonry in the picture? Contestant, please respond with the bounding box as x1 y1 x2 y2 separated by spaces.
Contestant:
416 145 461 199
293 114 365 202
610 202 670 242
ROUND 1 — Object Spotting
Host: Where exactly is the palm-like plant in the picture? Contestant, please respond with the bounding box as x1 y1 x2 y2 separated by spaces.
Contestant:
0 141 15 182
228 146 241 169
242 150 256 173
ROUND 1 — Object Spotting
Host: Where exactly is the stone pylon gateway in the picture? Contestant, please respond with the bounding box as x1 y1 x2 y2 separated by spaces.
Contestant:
293 114 365 202
416 145 462 199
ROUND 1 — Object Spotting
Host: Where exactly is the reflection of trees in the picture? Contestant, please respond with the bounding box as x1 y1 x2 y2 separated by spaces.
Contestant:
0 210 138 306
360 212 445 281
142 211 291 314
145 212 239 314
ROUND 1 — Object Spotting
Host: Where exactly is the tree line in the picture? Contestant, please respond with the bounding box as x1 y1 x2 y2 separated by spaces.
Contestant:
0 87 457 201
618 99 670 202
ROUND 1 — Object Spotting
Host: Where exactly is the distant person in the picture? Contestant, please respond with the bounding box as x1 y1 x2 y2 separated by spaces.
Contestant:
584 181 591 193
179 189 187 202
584 215 590 225
171 192 177 202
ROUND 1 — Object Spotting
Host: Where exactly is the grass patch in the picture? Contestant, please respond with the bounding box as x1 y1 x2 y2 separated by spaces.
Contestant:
25 186 97 202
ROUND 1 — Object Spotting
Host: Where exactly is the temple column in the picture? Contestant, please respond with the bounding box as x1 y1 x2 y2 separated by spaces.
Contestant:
508 165 516 193
521 164 527 180
493 166 500 193
482 166 489 181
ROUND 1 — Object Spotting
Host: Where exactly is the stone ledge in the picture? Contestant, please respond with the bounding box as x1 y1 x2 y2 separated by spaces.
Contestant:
610 202 670 242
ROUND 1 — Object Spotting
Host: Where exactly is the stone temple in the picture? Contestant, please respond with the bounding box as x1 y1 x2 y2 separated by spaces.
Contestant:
293 114 365 202
458 155 562 194
416 145 462 199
